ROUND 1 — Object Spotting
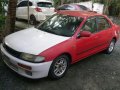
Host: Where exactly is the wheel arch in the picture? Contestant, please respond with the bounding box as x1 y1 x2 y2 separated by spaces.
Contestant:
48 52 72 79
30 14 36 19
57 52 72 64
112 37 117 43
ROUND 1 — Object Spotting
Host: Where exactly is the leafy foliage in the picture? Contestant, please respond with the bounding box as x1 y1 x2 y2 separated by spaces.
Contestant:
0 0 7 31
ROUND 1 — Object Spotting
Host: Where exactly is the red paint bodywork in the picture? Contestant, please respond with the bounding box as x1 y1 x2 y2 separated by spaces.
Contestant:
39 11 120 64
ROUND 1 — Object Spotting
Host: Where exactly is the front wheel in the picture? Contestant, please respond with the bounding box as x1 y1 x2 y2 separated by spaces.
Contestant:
48 55 70 79
105 39 116 54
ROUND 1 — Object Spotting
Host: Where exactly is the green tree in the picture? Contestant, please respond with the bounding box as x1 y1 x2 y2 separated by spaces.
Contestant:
114 0 120 17
0 0 6 31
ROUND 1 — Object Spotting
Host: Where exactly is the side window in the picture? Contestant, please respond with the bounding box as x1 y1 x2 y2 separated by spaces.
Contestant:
97 17 111 31
79 5 89 10
57 5 76 10
29 2 32 6
65 5 76 10
17 2 24 7
82 18 97 33
18 1 32 7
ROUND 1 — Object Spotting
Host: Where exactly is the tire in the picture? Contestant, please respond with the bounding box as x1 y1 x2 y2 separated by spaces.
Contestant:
48 55 70 79
105 39 116 54
29 15 37 25
16 17 18 20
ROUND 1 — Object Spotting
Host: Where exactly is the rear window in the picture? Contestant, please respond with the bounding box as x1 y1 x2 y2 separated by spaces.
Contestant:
37 2 53 7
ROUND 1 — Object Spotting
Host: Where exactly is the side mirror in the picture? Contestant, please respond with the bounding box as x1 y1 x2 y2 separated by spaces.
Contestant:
77 31 92 38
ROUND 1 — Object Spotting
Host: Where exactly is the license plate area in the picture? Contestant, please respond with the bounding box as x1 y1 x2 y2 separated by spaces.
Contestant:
2 54 18 71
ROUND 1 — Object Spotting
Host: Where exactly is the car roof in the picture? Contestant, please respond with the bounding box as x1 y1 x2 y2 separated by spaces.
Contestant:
57 10 104 18
59 4 87 6
58 4 89 9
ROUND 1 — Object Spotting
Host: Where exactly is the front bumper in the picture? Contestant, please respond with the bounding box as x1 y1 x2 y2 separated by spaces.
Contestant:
1 44 52 79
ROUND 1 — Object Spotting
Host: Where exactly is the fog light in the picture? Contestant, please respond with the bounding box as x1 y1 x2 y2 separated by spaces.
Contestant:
18 63 32 70
25 70 32 76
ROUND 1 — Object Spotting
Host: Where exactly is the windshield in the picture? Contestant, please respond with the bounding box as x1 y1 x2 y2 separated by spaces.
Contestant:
37 14 83 37
37 2 53 7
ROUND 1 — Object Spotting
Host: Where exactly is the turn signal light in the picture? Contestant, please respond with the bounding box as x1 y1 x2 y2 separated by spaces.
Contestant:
18 63 32 70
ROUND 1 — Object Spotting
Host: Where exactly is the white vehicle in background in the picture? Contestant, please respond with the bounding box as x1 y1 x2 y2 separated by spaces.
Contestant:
16 0 55 25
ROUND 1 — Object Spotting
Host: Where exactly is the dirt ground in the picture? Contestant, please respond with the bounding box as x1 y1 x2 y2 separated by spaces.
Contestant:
0 16 120 90
0 40 120 90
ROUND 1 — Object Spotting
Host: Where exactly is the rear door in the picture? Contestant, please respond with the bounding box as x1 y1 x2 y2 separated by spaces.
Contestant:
96 16 113 49
16 1 33 19
16 2 24 18
76 17 100 60
16 1 27 19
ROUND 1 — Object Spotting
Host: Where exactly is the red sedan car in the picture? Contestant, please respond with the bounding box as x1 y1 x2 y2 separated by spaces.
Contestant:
1 11 120 79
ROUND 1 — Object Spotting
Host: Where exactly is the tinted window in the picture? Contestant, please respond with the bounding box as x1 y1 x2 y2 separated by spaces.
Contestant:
78 5 90 11
18 1 32 7
97 17 111 31
37 14 83 37
82 18 97 33
37 2 53 7
57 5 76 10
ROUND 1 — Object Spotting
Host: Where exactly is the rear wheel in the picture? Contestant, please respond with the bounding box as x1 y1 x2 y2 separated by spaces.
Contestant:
29 15 37 25
48 55 70 79
105 39 116 54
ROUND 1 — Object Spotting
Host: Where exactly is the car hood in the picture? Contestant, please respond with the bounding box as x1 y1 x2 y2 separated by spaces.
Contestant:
4 27 70 55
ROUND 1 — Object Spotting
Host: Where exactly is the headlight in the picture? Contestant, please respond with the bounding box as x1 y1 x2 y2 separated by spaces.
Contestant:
20 53 45 63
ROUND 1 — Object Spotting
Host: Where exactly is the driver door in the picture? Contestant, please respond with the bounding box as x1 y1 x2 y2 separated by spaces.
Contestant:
76 17 100 61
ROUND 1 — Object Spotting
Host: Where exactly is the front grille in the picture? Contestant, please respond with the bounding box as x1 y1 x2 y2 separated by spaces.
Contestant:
3 43 21 59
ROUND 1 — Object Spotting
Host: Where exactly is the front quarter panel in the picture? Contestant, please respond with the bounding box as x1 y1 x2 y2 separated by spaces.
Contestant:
39 38 77 63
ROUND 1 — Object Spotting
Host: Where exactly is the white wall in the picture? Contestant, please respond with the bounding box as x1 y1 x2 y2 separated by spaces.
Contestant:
93 3 104 14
